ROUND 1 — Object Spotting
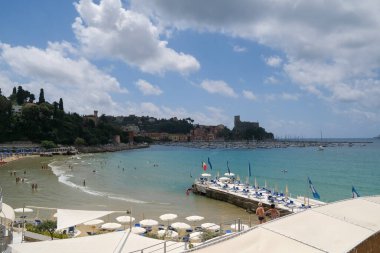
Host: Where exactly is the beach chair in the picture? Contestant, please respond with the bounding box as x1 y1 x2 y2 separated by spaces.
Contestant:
225 229 232 234
134 223 141 227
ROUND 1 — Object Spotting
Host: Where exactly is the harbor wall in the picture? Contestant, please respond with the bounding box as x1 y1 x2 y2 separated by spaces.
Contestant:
192 183 291 216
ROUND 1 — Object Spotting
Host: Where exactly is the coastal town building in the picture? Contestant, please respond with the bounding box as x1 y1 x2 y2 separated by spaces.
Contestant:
233 115 259 133
190 124 225 141
11 105 22 115
83 110 99 126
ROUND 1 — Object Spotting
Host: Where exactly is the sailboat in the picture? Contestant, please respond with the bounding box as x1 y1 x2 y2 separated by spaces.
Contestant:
318 131 324 151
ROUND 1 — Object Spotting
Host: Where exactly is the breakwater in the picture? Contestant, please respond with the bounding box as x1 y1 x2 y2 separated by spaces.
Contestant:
192 182 292 217
77 143 149 153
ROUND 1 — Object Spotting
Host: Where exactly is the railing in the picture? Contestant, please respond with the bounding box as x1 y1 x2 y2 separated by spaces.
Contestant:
0 186 13 253
124 218 245 253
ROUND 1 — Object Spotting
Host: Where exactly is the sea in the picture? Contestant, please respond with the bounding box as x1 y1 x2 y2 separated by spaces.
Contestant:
1 138 379 224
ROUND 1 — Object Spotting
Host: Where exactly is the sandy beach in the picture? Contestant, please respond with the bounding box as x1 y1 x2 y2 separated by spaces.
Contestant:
0 155 39 166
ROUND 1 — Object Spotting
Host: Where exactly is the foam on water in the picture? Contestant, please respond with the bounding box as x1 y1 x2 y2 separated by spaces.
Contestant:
49 161 148 204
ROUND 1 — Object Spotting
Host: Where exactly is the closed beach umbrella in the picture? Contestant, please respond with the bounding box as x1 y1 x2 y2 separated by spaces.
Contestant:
171 222 191 230
157 230 178 239
83 219 104 226
116 216 135 223
101 222 121 230
185 215 204 222
201 173 211 177
140 219 159 227
126 227 146 234
201 223 220 232
230 224 250 231
14 208 33 213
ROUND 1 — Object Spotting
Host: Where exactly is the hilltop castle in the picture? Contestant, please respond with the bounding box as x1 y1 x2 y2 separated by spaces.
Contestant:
233 115 259 133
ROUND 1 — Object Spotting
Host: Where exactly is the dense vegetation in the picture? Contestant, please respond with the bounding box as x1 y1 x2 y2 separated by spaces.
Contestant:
0 86 273 145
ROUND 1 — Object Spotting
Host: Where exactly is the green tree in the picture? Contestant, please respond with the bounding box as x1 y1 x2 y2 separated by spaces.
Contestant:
59 98 64 111
37 220 57 240
74 137 86 146
40 140 57 149
38 88 45 104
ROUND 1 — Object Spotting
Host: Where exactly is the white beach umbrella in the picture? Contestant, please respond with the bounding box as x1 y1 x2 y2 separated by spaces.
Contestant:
83 219 104 226
140 219 159 227
101 222 122 230
116 216 135 223
171 222 191 230
201 223 220 232
157 230 178 239
14 208 33 213
185 215 204 222
230 224 250 231
126 227 146 234
159 213 177 221
224 172 235 177
189 231 203 241
201 173 211 177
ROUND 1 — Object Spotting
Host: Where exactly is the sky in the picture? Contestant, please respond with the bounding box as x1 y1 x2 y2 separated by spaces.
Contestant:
1 0 380 138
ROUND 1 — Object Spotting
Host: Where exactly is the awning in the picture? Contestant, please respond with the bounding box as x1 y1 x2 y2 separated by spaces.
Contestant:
0 203 15 221
56 209 114 230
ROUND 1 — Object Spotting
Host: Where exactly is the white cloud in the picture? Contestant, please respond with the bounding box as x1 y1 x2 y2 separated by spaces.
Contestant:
200 79 238 97
0 42 126 115
232 45 247 53
131 0 380 119
264 76 279 85
73 0 200 75
242 90 257 100
281 93 299 101
265 56 282 67
135 79 163 96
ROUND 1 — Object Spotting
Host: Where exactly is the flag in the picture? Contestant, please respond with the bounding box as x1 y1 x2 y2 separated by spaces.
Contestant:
227 161 231 175
248 162 252 177
202 162 207 171
352 186 360 198
308 177 320 199
208 157 213 170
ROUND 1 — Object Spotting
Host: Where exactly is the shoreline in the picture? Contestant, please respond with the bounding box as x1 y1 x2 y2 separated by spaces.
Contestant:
0 154 39 167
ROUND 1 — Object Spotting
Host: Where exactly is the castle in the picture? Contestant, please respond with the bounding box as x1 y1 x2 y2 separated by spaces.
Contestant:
233 115 259 133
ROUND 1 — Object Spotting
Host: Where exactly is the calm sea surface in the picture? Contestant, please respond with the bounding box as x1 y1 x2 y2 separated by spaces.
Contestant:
1 139 379 224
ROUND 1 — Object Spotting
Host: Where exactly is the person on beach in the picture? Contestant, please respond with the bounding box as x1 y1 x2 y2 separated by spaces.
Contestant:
83 179 86 187
256 202 266 224
266 204 280 219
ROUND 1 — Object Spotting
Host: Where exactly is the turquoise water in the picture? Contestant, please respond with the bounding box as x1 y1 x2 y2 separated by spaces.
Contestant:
1 139 379 223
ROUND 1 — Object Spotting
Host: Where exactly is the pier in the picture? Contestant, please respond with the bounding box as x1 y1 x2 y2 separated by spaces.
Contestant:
192 180 324 215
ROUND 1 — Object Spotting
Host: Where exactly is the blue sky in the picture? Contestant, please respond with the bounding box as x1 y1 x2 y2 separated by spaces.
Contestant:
1 0 380 138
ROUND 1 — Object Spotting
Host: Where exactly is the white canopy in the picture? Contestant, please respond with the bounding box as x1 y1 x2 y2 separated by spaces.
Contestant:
201 223 220 231
56 209 113 230
126 227 146 234
201 173 211 177
14 207 33 213
171 222 191 230
0 203 15 221
224 173 235 177
139 219 159 227
194 196 380 253
159 213 177 221
189 232 203 241
186 215 204 222
116 216 135 223
101 223 122 230
10 230 185 253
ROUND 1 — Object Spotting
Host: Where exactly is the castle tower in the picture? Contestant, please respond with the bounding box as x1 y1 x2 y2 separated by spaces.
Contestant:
234 115 241 128
94 110 98 118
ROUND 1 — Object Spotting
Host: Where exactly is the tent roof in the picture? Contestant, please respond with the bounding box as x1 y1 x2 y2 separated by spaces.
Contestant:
194 196 380 253
10 230 184 253
0 203 15 221
56 209 114 230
